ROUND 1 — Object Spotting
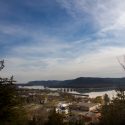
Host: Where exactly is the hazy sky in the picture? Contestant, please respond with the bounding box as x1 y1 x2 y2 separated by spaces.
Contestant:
1 0 125 83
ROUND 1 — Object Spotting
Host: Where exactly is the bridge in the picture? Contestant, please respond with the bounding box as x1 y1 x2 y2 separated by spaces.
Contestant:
57 88 89 97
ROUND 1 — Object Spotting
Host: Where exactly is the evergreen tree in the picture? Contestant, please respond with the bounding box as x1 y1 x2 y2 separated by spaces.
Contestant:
103 94 110 105
45 109 64 125
0 60 27 125
99 89 125 125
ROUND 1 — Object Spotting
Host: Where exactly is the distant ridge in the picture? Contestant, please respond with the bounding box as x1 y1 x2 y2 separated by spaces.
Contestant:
20 77 125 88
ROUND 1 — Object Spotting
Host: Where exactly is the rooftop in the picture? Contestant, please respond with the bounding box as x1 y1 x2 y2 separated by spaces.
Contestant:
76 102 98 108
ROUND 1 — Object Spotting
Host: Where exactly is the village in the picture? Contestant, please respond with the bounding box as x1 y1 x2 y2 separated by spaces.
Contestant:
18 87 106 125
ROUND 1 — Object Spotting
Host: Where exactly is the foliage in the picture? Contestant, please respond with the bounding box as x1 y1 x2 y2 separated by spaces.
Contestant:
44 109 85 125
91 96 103 104
99 89 125 125
68 120 85 125
28 107 48 125
45 109 64 125
103 94 110 105
0 60 28 125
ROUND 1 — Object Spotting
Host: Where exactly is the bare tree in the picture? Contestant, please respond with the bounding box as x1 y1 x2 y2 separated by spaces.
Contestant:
0 60 4 71
0 60 16 84
117 56 125 71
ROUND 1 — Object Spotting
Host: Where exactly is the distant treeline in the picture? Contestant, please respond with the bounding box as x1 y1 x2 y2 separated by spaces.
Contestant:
18 77 125 88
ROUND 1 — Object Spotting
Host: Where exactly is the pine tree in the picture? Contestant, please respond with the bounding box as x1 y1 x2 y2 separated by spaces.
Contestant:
99 89 125 125
45 109 64 125
0 60 27 125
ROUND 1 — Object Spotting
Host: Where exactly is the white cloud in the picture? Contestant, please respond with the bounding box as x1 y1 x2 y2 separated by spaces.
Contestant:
2 45 125 83
1 0 125 83
57 0 125 32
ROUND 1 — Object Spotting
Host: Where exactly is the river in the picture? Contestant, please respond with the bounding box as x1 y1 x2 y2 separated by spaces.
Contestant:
19 85 117 99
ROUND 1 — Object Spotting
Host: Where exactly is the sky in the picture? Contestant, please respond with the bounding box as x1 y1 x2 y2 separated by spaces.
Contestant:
1 0 125 83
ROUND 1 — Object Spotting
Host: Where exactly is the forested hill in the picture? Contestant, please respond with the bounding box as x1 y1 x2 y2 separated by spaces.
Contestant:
22 77 125 88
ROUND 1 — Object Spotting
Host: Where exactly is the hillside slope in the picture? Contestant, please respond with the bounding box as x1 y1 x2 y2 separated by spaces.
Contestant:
22 77 125 88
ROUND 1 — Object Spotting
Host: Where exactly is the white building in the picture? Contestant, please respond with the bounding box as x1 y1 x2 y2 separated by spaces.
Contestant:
56 102 70 115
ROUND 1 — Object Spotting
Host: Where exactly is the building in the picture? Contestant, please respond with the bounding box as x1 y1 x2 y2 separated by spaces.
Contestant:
56 102 70 115
70 101 100 124
71 101 99 112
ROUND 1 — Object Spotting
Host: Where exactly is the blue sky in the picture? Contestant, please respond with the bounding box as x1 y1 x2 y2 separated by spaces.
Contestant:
1 0 125 83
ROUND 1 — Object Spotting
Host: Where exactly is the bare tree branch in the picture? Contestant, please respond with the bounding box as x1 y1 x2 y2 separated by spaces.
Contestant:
117 56 125 71
0 60 4 71
0 60 16 84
